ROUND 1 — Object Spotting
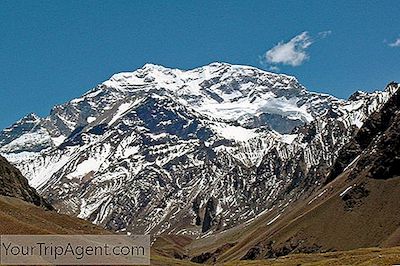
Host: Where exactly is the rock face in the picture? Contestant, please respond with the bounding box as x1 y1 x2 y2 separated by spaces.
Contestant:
328 81 400 183
0 62 397 236
0 155 52 210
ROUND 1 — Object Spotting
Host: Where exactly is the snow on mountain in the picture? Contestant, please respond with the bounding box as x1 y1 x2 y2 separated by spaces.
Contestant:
0 63 397 236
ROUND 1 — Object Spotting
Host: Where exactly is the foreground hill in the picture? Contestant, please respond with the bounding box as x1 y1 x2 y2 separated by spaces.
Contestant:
0 155 52 210
0 196 107 235
0 154 107 234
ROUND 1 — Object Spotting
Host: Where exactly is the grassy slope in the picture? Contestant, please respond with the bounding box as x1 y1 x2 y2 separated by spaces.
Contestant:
0 195 108 235
0 195 197 265
222 246 400 266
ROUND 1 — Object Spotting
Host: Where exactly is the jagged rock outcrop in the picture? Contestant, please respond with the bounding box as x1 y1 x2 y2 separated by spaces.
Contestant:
0 155 53 209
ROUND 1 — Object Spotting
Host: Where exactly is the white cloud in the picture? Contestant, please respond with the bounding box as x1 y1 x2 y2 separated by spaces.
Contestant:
263 32 313 67
388 38 400 47
318 30 332 39
261 30 331 71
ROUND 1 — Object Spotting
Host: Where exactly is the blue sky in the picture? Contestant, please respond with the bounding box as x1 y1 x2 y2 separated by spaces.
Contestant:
1 0 399 129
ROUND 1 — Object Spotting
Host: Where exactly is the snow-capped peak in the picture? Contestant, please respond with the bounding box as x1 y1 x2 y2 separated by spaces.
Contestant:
89 62 336 133
19 112 41 123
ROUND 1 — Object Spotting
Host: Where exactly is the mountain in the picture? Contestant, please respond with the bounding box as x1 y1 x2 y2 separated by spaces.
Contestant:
185 82 400 263
0 63 397 237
